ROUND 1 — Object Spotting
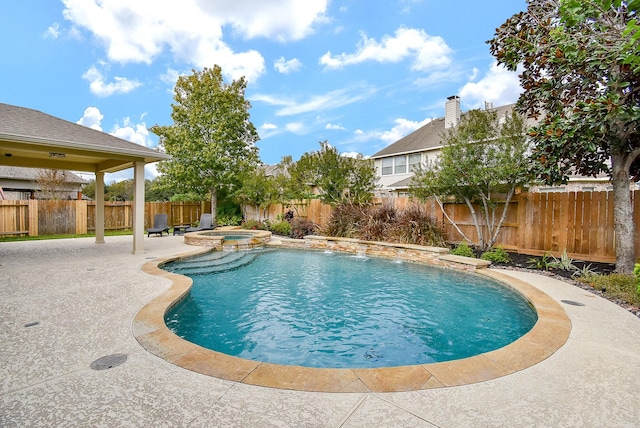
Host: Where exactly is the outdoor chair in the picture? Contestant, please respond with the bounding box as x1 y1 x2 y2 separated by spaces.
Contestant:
186 213 215 232
146 213 170 237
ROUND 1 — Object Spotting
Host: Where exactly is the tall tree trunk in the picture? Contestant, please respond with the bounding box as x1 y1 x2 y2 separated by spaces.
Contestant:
487 186 516 249
433 196 474 244
210 187 217 225
464 197 486 250
611 152 635 274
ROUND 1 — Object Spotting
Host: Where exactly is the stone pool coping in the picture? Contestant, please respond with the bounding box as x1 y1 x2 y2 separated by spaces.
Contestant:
133 240 571 393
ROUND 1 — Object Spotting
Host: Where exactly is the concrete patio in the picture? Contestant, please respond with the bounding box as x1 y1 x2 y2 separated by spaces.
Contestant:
1 235 639 427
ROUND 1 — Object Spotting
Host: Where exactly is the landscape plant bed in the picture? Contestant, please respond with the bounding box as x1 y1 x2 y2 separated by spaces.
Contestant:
497 251 640 318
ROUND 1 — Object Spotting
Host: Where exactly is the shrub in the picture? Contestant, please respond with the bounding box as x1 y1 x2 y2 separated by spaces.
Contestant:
358 203 396 242
321 203 366 238
390 204 445 247
548 250 578 272
321 202 446 247
269 220 291 237
216 214 242 226
586 273 640 306
290 218 317 239
481 246 511 264
241 219 268 230
528 253 551 270
451 242 475 258
572 263 598 279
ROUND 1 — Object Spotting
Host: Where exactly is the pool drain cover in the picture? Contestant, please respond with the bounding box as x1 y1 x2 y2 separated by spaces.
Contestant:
561 300 585 306
90 354 127 370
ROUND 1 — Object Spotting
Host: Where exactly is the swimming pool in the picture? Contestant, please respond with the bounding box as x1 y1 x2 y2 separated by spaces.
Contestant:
163 248 537 369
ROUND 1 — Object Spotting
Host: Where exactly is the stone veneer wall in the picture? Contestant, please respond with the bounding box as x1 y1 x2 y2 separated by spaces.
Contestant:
184 228 271 249
269 235 491 272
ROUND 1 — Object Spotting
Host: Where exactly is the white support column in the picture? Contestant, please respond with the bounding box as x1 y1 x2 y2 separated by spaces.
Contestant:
95 171 105 244
132 161 145 254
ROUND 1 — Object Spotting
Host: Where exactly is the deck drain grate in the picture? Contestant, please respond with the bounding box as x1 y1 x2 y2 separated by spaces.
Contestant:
91 354 128 371
561 300 585 306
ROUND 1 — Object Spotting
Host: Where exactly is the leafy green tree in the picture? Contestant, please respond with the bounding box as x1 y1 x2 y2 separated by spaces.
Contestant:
105 179 134 201
150 65 260 222
236 167 282 220
490 0 639 273
277 155 315 215
410 109 531 251
287 142 377 206
145 177 175 202
169 192 206 202
81 179 98 200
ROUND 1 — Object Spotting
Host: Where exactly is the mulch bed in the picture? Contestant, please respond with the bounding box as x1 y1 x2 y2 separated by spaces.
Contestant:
495 252 640 318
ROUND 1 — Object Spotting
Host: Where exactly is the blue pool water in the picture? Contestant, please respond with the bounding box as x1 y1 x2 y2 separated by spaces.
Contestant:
164 249 537 368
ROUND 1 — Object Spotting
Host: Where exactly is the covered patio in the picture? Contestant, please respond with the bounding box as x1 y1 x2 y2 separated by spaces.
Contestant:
0 103 170 253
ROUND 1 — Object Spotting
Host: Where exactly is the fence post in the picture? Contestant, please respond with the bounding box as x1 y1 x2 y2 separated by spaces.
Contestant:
76 200 87 234
28 199 38 236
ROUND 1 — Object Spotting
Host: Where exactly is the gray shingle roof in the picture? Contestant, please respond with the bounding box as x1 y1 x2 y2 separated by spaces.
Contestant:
371 103 517 158
0 166 87 184
0 103 166 157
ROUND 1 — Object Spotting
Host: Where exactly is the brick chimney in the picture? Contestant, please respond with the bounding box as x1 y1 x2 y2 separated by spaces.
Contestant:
445 95 460 129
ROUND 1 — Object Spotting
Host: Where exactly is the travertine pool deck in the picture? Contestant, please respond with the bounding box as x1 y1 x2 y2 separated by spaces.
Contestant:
2 235 640 426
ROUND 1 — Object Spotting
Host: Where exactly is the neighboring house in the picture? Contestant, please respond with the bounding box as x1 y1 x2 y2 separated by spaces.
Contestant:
0 166 88 200
371 96 616 197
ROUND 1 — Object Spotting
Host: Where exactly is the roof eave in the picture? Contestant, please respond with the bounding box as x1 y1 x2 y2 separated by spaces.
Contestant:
0 132 171 163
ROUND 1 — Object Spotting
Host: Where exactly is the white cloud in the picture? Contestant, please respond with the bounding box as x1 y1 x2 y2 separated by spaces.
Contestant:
320 27 452 71
76 106 103 130
160 68 182 87
351 117 432 145
257 122 279 139
74 109 160 181
379 117 432 143
61 0 328 83
44 22 60 39
111 117 155 148
82 65 141 97
325 123 346 131
459 62 523 108
252 86 376 116
284 122 305 134
274 57 303 74
341 151 366 159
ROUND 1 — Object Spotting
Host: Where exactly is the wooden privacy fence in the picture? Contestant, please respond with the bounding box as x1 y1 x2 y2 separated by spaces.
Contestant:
0 200 209 236
2 192 638 262
249 191 640 264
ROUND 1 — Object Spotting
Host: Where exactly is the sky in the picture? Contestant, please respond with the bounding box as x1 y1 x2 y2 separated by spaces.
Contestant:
0 0 527 182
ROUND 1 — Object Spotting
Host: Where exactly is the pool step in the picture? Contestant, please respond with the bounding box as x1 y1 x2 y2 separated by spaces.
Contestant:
172 253 259 275
164 247 274 275
166 251 247 271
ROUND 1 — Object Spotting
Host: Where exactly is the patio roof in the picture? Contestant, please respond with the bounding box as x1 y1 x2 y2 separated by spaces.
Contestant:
0 103 171 254
0 103 169 172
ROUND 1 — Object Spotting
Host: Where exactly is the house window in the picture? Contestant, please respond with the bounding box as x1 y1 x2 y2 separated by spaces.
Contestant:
394 156 407 174
409 154 422 172
381 158 393 175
